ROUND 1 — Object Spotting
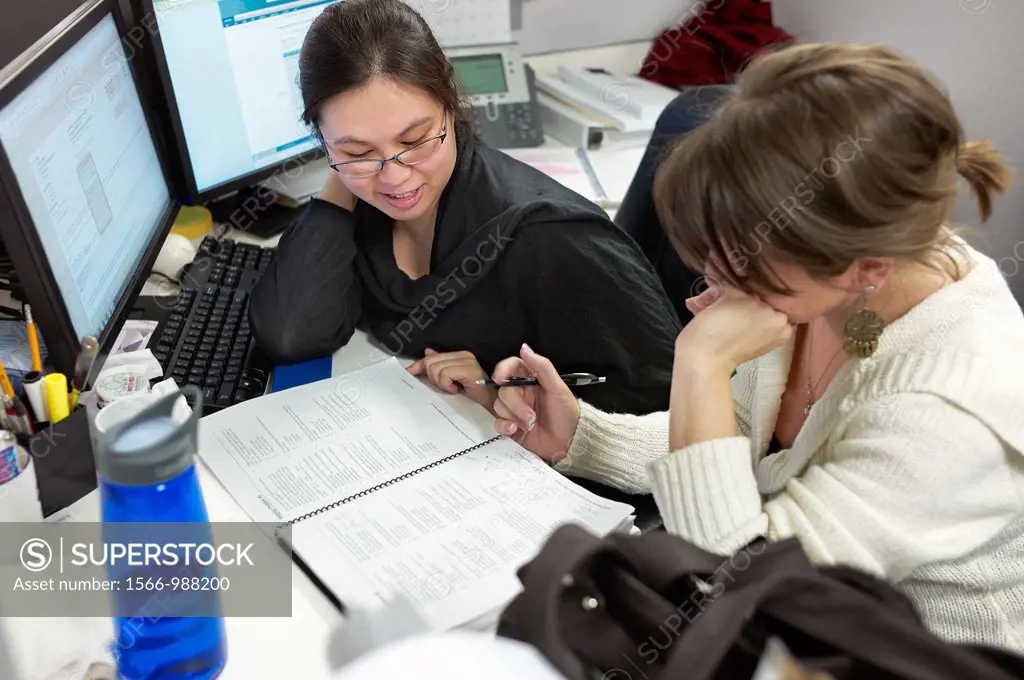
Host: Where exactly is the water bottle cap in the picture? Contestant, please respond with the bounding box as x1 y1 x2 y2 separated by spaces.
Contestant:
94 385 202 486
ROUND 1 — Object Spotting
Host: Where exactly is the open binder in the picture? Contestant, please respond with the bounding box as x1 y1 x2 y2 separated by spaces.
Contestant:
197 358 635 630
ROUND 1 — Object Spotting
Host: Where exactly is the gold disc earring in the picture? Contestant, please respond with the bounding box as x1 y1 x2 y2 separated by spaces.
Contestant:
843 284 885 358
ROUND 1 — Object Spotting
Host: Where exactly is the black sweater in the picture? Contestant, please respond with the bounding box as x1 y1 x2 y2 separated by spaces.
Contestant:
249 125 682 415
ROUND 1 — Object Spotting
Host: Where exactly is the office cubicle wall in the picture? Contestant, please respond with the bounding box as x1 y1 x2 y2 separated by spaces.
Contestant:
514 0 702 56
774 0 1024 305
0 0 134 67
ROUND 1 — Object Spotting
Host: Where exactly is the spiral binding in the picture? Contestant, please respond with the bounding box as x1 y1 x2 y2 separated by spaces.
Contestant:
278 435 503 529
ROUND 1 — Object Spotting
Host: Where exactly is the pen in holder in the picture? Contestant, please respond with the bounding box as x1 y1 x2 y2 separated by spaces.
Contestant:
21 372 48 425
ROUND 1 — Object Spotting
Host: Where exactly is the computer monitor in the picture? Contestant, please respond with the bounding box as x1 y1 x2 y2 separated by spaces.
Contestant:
0 0 179 378
141 0 341 204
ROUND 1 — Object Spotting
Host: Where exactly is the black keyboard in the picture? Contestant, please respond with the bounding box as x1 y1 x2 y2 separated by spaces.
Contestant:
150 236 275 415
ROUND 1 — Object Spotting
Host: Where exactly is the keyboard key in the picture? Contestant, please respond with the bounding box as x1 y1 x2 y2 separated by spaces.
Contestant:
233 389 256 404
202 387 217 404
216 382 236 407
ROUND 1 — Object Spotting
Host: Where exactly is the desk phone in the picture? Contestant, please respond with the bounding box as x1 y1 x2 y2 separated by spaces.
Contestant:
448 43 544 149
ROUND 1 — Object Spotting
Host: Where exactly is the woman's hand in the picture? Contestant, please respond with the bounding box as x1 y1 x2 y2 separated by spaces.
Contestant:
685 282 723 316
318 171 357 212
668 286 790 450
676 285 794 375
407 349 498 412
491 344 581 465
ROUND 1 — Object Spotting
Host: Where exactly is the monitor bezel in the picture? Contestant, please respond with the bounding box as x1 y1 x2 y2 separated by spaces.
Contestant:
0 0 181 381
135 0 328 206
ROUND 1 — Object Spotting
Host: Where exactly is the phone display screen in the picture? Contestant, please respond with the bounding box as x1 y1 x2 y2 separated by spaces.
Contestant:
452 54 509 95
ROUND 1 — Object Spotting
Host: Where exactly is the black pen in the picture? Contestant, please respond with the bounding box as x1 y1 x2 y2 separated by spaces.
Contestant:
474 372 606 387
69 336 99 410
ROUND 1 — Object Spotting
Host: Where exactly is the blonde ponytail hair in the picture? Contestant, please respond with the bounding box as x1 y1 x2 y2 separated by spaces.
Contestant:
956 138 1013 221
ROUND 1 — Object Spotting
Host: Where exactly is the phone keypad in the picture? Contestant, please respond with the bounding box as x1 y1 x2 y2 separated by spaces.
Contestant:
504 104 542 145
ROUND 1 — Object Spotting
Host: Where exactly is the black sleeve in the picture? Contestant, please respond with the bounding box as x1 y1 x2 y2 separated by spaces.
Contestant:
517 219 682 415
248 199 362 364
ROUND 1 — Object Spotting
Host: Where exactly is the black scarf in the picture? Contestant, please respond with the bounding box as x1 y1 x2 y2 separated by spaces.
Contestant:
351 121 607 353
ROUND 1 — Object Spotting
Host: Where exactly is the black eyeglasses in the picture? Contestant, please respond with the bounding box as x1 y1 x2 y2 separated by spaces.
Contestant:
327 112 448 177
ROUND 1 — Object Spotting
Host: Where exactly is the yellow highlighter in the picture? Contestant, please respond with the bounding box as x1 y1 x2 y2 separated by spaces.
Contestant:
44 373 70 424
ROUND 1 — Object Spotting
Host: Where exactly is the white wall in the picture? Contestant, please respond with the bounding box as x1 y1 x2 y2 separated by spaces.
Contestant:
514 0 699 56
773 0 1024 302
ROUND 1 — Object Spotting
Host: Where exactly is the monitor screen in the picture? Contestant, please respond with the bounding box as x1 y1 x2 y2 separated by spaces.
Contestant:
151 0 340 197
0 13 172 342
451 54 509 96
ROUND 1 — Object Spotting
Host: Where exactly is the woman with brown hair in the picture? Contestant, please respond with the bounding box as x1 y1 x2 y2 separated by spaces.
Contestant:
489 43 1024 652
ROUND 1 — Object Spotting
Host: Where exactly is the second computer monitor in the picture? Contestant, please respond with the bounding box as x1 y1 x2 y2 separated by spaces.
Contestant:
145 0 341 203
0 0 178 376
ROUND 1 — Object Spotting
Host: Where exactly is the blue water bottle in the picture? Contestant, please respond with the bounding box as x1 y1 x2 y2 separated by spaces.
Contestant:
94 387 227 679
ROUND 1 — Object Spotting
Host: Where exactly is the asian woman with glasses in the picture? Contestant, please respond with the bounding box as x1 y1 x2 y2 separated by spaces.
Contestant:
249 0 682 417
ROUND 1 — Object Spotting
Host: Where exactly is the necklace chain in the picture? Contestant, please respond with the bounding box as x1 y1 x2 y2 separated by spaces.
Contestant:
804 322 846 418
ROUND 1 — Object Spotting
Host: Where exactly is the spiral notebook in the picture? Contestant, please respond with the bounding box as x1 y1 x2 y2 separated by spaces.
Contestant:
197 358 635 630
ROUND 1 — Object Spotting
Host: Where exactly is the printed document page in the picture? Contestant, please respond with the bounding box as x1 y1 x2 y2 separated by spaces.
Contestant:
499 148 605 204
197 358 481 523
290 437 634 631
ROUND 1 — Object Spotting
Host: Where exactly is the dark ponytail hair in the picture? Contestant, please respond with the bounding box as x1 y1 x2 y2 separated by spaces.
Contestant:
298 0 472 138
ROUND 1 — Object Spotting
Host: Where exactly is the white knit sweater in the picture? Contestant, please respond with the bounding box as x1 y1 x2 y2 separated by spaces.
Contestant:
556 246 1024 653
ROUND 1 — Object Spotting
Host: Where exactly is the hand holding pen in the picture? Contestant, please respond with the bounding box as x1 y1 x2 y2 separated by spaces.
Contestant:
488 344 586 466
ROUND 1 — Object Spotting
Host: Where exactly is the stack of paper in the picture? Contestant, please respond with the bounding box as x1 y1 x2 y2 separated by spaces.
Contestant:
196 359 635 631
